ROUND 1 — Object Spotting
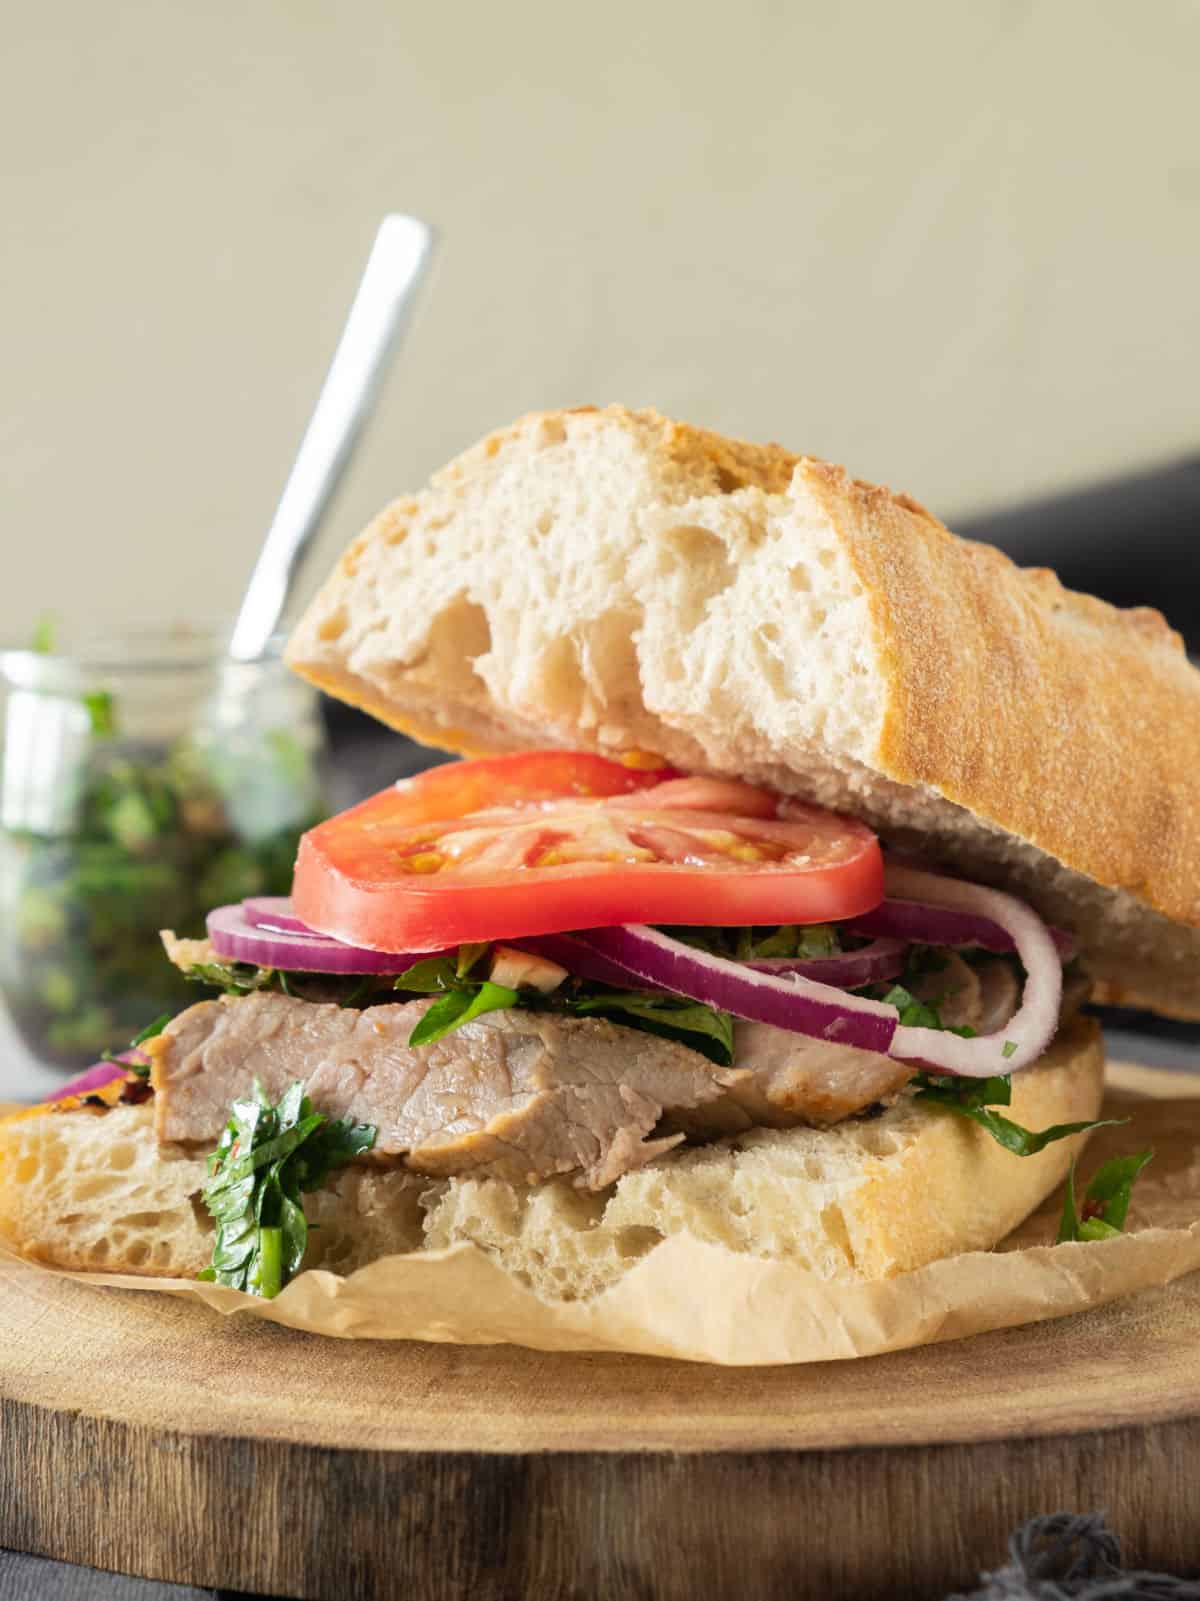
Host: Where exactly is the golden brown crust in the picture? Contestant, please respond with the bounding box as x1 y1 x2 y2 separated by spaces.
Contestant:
799 460 1200 928
841 1016 1104 1277
437 405 806 499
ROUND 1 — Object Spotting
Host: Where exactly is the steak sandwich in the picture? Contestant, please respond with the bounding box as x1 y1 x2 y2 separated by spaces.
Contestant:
2 406 1197 1305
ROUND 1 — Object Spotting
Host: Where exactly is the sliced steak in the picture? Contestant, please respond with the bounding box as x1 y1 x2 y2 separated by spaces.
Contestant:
670 954 1024 1136
146 956 1034 1186
666 1025 914 1135
146 991 734 1189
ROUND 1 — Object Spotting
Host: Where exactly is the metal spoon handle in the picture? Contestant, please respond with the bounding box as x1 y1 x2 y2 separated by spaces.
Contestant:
228 214 435 661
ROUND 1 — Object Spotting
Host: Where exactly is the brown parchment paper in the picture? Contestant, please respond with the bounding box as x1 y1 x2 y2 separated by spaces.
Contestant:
4 1062 1200 1365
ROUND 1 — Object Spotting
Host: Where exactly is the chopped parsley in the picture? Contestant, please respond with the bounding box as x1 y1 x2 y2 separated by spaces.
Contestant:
410 980 522 1046
99 1011 172 1077
182 960 395 1008
663 923 840 962
565 990 735 1065
912 1072 1126 1157
389 952 735 1062
1057 1150 1154 1243
198 1079 375 1298
182 947 735 1062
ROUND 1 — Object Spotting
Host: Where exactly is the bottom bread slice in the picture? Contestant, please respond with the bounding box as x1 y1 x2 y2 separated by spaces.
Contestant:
0 1018 1103 1297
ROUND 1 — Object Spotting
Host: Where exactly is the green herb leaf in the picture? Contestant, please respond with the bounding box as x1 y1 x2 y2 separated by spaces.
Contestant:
131 1012 171 1047
750 924 838 959
914 1072 1128 1157
200 1079 375 1298
1057 1150 1154 1243
294 1115 379 1188
662 924 841 962
392 956 462 994
31 615 56 654
181 961 389 1009
82 690 117 738
916 1072 1013 1109
408 981 520 1047
567 990 735 1066
99 1011 173 1077
455 942 490 979
338 976 377 1010
251 1226 284 1299
880 984 944 1031
183 960 280 996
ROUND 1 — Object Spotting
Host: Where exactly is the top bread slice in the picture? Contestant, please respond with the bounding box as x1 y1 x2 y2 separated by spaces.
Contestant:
287 405 1200 1019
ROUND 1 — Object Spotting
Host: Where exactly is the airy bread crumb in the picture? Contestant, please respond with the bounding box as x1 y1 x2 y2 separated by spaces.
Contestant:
0 1020 1103 1299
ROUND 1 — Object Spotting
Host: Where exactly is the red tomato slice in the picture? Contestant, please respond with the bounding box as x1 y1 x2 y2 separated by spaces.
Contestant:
291 750 884 950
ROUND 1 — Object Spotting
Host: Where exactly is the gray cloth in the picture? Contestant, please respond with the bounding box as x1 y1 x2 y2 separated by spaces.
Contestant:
0 1547 222 1598
948 1513 1200 1600
1 1514 1195 1598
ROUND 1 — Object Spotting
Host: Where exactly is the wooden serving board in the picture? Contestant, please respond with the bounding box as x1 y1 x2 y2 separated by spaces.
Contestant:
2 1066 1199 1601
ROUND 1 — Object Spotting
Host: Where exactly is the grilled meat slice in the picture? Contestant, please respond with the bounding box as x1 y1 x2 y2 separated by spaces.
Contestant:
146 991 734 1189
669 954 1024 1136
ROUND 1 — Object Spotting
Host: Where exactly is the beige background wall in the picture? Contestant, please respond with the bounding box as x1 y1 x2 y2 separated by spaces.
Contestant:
2 0 1198 644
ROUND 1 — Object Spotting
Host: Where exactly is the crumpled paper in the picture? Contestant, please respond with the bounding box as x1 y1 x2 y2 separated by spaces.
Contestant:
3 1061 1199 1365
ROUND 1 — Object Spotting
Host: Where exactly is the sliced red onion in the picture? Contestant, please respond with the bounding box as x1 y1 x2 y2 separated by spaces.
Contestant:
846 896 1076 961
880 866 1062 1076
576 868 1061 1076
208 903 443 975
745 937 905 989
513 932 660 991
45 1058 133 1101
241 896 314 935
575 925 900 1053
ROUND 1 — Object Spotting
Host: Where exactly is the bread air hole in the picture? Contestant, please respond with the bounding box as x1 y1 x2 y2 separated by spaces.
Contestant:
118 1211 166 1230
188 1192 215 1236
108 1141 136 1172
819 1203 856 1269
658 524 733 586
615 1225 661 1260
73 1175 124 1202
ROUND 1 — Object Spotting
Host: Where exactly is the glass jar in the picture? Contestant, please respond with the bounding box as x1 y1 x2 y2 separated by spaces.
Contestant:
0 629 328 1074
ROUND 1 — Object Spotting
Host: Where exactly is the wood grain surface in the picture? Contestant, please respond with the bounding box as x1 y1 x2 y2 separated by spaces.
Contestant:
1 1064 1198 1601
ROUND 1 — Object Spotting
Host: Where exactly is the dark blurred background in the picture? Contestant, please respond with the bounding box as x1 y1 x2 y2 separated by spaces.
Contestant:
964 457 1200 644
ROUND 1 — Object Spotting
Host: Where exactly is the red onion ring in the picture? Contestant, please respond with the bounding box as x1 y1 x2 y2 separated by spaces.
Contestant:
881 866 1061 1075
575 925 900 1053
241 896 313 935
845 896 1076 961
513 932 659 990
745 937 906 988
44 1058 134 1101
575 869 1061 1076
208 903 444 975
